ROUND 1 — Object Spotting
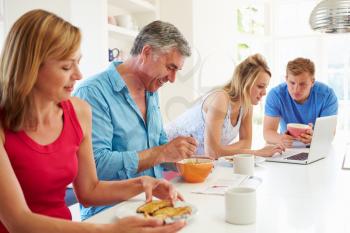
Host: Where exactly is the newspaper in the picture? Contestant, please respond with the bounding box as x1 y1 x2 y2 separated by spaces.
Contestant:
343 149 350 170
192 174 262 195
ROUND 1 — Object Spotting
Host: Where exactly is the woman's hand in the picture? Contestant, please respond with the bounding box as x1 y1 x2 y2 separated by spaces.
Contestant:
280 133 295 148
254 144 285 157
110 216 185 233
140 176 184 203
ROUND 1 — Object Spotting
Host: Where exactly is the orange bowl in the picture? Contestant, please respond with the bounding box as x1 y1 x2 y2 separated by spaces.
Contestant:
176 157 214 183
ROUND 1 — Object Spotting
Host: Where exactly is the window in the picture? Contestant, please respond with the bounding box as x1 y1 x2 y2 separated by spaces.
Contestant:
230 0 350 145
235 2 268 63
234 1 271 137
237 4 265 35
273 0 350 140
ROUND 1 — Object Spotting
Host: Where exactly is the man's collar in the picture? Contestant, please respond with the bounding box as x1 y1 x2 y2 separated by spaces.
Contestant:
107 61 126 92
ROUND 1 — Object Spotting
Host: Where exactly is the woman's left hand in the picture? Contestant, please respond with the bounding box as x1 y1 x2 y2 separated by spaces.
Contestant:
140 176 184 203
254 144 285 157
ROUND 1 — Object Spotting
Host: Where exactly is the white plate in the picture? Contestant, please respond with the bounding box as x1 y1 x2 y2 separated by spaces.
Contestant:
114 199 197 223
219 155 266 166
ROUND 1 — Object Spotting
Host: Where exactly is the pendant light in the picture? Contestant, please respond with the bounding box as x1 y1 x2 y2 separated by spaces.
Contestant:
309 0 350 33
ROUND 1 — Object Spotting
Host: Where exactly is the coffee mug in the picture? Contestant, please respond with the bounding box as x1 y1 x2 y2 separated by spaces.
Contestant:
108 48 120 62
233 154 254 176
225 187 256 225
287 123 311 138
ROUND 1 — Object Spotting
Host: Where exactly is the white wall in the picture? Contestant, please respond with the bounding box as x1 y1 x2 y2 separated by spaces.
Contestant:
3 0 107 78
192 0 236 94
70 0 108 78
159 0 237 123
159 0 195 123
4 0 70 29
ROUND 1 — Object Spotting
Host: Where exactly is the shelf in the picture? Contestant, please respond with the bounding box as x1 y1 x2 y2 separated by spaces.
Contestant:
108 24 138 39
108 0 156 13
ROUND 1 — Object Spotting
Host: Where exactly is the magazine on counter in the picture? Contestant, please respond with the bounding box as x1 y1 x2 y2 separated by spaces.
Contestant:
343 149 350 170
191 174 262 195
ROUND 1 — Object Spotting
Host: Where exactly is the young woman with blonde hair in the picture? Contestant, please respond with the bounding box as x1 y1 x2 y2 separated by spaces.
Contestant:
166 54 284 158
0 9 184 233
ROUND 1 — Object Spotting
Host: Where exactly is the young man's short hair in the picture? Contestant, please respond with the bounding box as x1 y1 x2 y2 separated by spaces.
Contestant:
286 57 315 76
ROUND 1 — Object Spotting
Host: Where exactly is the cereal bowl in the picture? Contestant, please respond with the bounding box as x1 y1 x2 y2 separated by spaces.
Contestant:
176 157 214 183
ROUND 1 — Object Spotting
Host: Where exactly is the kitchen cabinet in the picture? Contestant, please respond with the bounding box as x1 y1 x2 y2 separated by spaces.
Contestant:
107 0 159 61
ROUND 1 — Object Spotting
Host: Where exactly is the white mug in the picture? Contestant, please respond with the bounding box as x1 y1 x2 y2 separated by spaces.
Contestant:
225 187 256 225
233 154 254 176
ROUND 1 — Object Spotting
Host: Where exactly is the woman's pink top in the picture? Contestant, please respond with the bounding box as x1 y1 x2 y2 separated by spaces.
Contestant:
0 100 83 233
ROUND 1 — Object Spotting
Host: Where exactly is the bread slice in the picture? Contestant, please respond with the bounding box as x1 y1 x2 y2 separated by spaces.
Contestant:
152 206 192 220
136 200 173 215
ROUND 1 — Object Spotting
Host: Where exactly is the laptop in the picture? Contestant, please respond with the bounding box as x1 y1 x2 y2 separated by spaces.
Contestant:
266 115 337 165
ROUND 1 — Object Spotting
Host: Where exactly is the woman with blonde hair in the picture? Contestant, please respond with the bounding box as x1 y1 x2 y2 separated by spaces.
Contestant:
166 54 284 158
0 9 184 233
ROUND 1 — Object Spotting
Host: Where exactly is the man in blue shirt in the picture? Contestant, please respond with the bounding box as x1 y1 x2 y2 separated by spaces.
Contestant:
263 57 338 147
73 21 197 219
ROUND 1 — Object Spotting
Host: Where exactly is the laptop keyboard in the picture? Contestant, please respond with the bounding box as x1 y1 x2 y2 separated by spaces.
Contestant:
285 152 309 161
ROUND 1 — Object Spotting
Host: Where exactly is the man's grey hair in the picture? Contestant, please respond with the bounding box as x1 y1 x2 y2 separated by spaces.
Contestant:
130 20 191 57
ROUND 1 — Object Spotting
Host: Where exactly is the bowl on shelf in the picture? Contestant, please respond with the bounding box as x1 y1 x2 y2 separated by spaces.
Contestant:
176 157 214 183
107 16 117 25
115 14 134 29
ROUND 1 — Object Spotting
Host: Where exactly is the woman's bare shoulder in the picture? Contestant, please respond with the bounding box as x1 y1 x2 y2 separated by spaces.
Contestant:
68 97 92 133
69 97 91 114
204 90 231 114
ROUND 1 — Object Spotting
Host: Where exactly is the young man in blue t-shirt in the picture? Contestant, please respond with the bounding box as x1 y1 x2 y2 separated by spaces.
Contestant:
263 57 338 147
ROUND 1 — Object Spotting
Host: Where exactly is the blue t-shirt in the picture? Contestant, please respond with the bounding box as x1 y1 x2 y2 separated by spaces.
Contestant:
73 61 168 219
264 81 338 133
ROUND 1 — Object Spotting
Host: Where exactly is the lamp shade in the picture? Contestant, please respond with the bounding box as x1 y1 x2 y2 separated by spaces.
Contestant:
310 0 350 33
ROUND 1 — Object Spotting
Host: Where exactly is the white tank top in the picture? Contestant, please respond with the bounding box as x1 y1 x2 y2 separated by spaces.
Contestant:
165 91 243 155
